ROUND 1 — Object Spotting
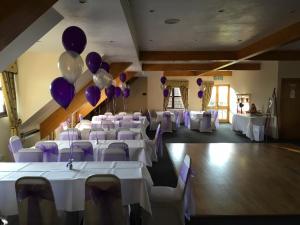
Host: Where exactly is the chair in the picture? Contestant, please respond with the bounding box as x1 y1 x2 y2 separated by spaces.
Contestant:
189 113 202 130
117 131 135 140
119 120 133 129
101 120 115 130
209 110 219 130
104 112 113 116
89 131 106 140
122 115 133 121
174 111 180 129
17 149 43 162
102 142 129 161
35 142 59 162
199 112 212 132
133 112 141 121
84 175 128 225
114 115 123 121
15 177 58 225
183 111 191 128
145 124 162 161
71 141 94 161
118 112 127 116
147 155 191 225
59 129 80 140
80 128 91 140
58 147 84 162
8 136 23 161
148 110 159 131
161 112 172 133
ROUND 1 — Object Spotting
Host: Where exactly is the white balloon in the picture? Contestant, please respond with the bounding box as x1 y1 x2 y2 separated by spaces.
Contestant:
103 73 113 88
58 51 83 84
93 74 106 89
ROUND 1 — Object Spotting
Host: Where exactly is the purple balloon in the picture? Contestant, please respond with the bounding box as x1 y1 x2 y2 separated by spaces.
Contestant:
86 52 102 74
50 77 75 109
100 61 110 73
62 26 87 54
196 78 203 86
163 88 169 97
123 88 130 98
198 90 204 98
85 85 101 107
105 85 115 99
119 72 126 83
160 76 167 85
115 87 122 97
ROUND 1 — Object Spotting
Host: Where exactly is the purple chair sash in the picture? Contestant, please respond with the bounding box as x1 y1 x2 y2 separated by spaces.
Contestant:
71 142 93 161
35 142 58 162
202 112 212 129
184 111 191 128
155 127 163 158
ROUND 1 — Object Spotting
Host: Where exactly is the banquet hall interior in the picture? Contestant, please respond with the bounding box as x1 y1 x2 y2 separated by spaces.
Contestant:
0 0 300 225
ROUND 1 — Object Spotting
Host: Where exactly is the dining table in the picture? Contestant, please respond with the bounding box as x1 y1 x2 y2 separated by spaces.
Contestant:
0 161 153 216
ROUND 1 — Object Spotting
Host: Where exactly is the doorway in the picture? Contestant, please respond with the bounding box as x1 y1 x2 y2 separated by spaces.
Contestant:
207 85 230 123
280 78 300 140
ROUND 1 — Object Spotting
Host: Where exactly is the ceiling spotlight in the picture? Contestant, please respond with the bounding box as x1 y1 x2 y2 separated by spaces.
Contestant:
79 0 87 3
218 9 224 13
149 9 155 13
164 18 180 24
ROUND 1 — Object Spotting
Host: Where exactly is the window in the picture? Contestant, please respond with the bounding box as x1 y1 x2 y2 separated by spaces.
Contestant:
0 80 7 117
167 87 184 109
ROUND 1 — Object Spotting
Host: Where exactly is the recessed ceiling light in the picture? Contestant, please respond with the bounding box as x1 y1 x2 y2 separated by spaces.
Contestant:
218 9 224 13
109 40 115 43
238 39 243 42
164 18 180 24
79 0 87 3
289 10 295 14
149 9 155 13
149 40 153 42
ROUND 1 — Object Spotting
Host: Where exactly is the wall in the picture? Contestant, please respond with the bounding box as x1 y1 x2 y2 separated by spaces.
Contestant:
115 77 148 112
0 117 11 161
17 51 61 122
146 61 278 122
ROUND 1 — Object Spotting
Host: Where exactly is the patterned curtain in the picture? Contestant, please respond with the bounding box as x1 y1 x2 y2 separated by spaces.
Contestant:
165 80 189 109
202 81 214 111
179 86 188 109
0 71 20 135
163 86 172 111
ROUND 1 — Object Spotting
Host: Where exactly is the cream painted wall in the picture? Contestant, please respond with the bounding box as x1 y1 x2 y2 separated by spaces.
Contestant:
0 117 12 161
146 61 278 122
17 51 61 122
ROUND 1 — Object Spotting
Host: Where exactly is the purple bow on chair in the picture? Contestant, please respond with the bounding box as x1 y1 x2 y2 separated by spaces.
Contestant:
202 112 212 129
184 111 191 128
156 128 163 158
35 142 58 162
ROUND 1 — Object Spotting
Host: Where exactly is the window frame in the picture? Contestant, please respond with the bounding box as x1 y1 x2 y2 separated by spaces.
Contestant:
0 83 7 118
167 87 185 109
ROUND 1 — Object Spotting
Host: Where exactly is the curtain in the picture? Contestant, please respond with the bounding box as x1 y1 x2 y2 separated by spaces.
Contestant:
163 86 172 110
0 71 20 136
202 81 214 111
179 86 188 109
165 80 189 109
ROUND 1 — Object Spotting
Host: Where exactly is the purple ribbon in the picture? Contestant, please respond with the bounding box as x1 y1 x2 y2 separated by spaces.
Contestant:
35 143 58 162
156 128 163 158
202 112 212 129
184 111 191 128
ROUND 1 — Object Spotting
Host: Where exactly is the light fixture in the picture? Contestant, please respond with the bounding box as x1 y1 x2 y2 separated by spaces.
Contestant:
149 9 155 13
164 18 180 24
79 0 87 3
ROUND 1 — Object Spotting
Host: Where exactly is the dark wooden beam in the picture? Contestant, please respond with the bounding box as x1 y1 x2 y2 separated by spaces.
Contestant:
164 71 232 77
140 51 238 61
143 63 261 71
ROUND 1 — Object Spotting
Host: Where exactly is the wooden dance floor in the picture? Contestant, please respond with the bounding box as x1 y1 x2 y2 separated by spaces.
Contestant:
166 143 300 216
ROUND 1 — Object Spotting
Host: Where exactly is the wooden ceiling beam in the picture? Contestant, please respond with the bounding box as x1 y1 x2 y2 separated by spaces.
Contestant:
143 63 260 71
164 71 232 77
213 21 300 70
140 51 238 61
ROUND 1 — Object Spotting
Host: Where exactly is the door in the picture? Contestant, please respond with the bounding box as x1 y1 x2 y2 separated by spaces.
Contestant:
207 85 230 123
280 78 300 140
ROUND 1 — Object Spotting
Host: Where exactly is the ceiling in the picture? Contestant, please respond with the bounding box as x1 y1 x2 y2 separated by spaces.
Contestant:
27 0 300 71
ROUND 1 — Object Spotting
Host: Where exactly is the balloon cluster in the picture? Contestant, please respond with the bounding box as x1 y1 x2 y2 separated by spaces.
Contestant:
50 26 87 109
119 72 130 98
160 76 169 97
196 78 203 98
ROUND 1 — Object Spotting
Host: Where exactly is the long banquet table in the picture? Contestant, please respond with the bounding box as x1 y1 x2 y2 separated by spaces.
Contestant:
0 161 153 216
43 140 155 166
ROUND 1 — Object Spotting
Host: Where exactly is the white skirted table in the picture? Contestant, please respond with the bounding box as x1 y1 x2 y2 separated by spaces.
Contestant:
0 161 153 216
44 140 156 167
232 114 267 141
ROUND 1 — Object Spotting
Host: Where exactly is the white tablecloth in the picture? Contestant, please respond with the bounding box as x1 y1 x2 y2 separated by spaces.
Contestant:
0 161 153 216
50 140 155 167
232 114 267 140
77 128 145 140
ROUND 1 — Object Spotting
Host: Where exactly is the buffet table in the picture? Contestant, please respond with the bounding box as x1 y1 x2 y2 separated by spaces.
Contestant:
0 161 153 216
232 114 267 141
